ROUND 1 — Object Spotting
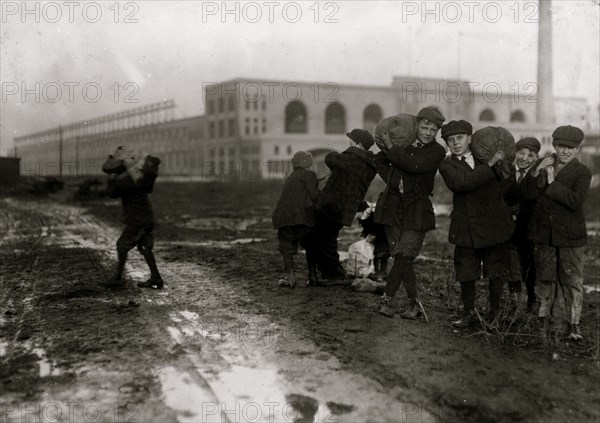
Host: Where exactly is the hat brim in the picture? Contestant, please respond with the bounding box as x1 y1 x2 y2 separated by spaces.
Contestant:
553 139 581 148
442 131 471 141
516 146 540 154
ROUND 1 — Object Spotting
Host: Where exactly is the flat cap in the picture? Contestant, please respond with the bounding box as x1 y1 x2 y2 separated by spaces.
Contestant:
441 120 473 141
417 106 445 128
291 151 313 169
552 125 584 148
516 137 541 153
346 129 375 150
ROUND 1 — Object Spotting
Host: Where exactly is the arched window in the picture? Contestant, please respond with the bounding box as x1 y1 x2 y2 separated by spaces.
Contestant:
363 104 383 132
285 101 307 133
325 103 346 134
510 110 526 123
479 109 496 122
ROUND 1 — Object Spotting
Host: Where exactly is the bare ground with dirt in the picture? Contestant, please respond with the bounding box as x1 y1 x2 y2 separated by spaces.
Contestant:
1 181 599 423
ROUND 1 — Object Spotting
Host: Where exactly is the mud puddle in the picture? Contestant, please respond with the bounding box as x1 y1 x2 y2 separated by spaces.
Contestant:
583 284 600 293
161 238 267 249
160 262 439 423
1 200 437 422
183 217 267 232
32 347 62 378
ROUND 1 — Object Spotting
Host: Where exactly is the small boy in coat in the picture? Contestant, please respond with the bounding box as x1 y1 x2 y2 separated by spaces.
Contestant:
503 137 541 311
272 151 320 288
521 126 591 341
438 120 514 327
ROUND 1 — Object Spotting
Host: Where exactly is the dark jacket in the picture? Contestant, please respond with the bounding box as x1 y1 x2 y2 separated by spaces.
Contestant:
272 168 319 229
107 172 154 226
315 146 376 226
439 155 515 248
372 141 446 232
521 158 591 247
503 167 538 244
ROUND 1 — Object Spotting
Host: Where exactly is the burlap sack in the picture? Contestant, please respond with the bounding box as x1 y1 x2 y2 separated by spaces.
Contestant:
374 114 418 148
471 127 516 177
103 146 160 192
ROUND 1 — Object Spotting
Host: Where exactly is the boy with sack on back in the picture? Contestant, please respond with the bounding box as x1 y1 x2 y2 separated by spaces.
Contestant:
100 146 164 289
438 120 514 327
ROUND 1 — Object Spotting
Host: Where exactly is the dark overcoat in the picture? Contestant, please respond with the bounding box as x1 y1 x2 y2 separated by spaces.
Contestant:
503 168 538 244
520 158 591 247
315 146 376 226
272 168 319 229
108 172 154 226
372 141 446 232
439 155 515 248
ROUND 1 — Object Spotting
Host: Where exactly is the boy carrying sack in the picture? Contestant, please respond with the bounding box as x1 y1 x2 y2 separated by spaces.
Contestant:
100 146 163 289
438 120 515 327
521 125 592 341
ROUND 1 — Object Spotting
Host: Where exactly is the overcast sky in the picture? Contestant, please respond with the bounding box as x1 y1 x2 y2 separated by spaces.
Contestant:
1 0 599 156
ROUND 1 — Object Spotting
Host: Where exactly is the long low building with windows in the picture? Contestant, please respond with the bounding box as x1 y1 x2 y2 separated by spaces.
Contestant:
13 76 598 180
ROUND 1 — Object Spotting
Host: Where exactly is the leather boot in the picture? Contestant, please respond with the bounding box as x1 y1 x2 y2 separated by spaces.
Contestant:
567 323 583 341
278 255 296 288
453 281 477 328
307 263 320 286
452 309 477 328
138 251 164 289
400 298 423 320
378 294 395 318
137 277 164 289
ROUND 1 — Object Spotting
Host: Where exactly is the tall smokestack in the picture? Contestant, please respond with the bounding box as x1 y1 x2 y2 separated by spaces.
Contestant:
537 0 555 124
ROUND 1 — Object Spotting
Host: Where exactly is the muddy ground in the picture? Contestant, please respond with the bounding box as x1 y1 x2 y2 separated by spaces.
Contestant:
1 179 599 423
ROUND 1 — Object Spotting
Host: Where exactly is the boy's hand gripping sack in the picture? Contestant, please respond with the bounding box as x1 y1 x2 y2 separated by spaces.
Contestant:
471 127 516 178
374 114 418 149
102 157 126 175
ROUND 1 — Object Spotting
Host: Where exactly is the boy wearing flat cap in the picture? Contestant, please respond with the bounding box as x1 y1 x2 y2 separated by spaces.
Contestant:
521 125 591 340
438 120 514 327
504 137 541 311
373 106 446 319
313 129 377 281
272 151 320 288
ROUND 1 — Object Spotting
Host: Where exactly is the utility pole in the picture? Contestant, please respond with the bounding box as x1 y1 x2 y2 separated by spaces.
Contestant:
58 125 63 178
75 136 79 176
457 31 463 80
536 0 555 125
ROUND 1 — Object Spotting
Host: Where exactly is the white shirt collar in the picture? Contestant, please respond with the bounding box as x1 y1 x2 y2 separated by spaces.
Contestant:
462 151 473 160
455 151 475 169
515 164 532 175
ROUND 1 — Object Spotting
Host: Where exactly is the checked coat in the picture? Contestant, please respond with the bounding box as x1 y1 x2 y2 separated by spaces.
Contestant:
315 146 377 227
521 157 591 248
